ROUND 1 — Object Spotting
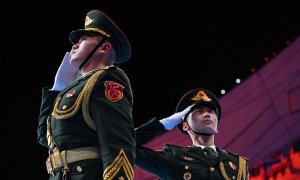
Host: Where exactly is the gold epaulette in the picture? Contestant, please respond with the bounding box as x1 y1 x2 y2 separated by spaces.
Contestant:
53 70 106 131
52 65 133 132
220 150 248 180
115 67 133 105
226 150 249 161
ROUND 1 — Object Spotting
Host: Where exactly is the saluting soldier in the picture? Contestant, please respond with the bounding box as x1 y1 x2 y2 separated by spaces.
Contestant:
135 88 249 180
37 9 135 180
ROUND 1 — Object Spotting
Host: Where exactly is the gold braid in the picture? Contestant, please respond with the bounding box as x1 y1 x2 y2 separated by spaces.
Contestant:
81 67 133 130
82 70 105 130
103 149 133 180
52 66 132 131
237 156 247 180
219 162 231 180
220 156 247 180
52 70 105 121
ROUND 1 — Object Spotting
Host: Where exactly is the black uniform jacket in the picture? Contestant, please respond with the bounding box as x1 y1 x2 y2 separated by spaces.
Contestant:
37 65 135 180
135 118 248 180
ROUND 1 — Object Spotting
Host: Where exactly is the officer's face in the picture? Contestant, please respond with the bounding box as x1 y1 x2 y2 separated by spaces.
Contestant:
70 34 103 69
186 106 218 135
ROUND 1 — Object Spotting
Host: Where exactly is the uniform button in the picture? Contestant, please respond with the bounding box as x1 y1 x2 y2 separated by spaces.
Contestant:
76 165 82 172
232 175 236 179
62 105 67 110
210 167 215 171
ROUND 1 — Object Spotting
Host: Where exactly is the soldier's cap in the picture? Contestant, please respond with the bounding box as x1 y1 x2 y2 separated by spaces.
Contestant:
69 10 131 63
176 88 222 134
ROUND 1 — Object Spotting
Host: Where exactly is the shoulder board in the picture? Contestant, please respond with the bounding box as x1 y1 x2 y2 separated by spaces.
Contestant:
102 65 116 70
240 155 249 160
225 150 249 160
163 144 193 151
164 144 184 148
163 144 186 153
115 66 133 104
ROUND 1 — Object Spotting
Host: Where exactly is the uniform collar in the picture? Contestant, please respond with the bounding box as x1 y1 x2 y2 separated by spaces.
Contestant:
193 144 217 153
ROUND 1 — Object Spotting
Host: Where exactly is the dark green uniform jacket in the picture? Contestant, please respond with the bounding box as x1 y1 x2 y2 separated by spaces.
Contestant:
37 66 135 180
135 118 248 180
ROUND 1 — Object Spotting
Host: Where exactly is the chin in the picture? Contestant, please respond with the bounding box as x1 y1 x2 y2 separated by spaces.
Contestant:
70 60 80 69
200 128 215 134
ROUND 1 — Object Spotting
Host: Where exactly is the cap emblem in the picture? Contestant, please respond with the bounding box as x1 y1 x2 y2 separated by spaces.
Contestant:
191 91 211 102
85 16 94 27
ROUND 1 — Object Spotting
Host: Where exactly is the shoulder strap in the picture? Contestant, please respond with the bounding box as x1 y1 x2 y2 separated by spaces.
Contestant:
82 69 107 130
219 155 248 180
115 67 133 105
237 156 247 180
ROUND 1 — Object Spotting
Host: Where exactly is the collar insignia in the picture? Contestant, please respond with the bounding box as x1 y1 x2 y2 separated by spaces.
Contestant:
183 156 194 161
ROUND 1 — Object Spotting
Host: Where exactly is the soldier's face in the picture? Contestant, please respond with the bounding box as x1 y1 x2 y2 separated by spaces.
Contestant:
186 106 218 135
70 35 103 69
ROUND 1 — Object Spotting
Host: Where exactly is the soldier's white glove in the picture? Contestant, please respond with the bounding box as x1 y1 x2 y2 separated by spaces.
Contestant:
51 52 81 91
160 105 193 130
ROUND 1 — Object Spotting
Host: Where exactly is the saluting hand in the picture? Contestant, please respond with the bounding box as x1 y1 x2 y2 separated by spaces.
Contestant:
51 52 81 91
160 105 192 130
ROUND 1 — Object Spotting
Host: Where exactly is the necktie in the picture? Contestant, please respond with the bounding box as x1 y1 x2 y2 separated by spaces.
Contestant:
203 147 218 160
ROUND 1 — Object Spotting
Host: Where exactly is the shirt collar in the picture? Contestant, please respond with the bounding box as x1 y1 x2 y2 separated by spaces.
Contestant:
193 144 217 153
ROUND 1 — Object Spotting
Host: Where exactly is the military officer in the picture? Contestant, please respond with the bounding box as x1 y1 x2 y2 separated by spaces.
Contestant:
135 88 249 180
37 10 135 180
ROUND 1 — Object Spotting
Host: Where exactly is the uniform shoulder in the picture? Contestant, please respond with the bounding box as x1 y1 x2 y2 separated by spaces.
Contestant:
163 144 193 152
104 65 130 81
221 149 249 161
106 65 128 75
163 144 186 150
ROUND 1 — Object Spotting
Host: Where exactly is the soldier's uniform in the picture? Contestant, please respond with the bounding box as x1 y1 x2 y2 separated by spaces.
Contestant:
135 88 249 180
37 10 135 180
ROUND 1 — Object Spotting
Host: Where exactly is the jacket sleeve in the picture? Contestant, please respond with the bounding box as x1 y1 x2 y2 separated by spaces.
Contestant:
89 69 135 180
37 87 60 147
135 117 166 146
135 145 172 179
134 118 170 178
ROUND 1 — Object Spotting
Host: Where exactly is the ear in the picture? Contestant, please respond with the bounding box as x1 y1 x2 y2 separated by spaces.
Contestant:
215 122 219 133
215 129 218 134
182 122 189 132
99 42 112 54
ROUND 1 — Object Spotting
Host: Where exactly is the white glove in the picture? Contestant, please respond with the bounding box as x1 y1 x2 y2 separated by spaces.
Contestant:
51 52 81 91
160 105 193 130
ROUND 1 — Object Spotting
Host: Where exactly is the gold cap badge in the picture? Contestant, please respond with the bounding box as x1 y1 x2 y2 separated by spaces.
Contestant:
191 91 211 102
85 16 94 27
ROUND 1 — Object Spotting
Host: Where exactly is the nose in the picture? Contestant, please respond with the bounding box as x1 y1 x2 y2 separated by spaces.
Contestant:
203 111 211 118
72 43 79 50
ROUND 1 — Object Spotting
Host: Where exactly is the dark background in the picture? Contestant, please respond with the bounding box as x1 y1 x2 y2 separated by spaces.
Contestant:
2 1 299 179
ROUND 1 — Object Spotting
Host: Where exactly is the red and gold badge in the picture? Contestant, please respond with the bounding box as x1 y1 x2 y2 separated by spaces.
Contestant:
229 162 237 170
104 81 124 102
66 89 76 98
191 91 211 102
